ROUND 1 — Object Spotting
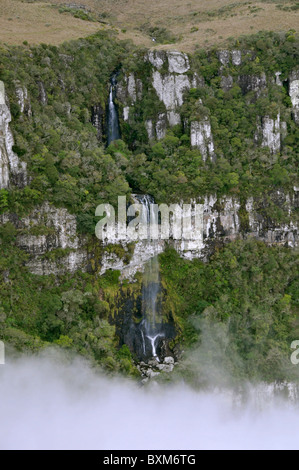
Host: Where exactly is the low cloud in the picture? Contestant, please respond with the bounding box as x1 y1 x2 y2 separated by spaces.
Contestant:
0 350 299 450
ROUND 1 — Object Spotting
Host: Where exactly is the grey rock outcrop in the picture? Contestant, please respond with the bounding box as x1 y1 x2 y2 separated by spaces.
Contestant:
14 81 32 116
232 50 242 66
1 202 88 276
118 51 192 141
117 73 143 105
255 114 287 154
275 72 283 86
217 50 230 66
91 104 105 141
145 119 155 140
95 191 298 277
0 81 27 189
192 72 205 89
217 50 242 66
174 192 298 261
147 50 190 74
137 354 176 381
238 73 267 96
289 70 299 124
37 81 47 106
167 51 190 74
1 190 297 279
221 75 234 91
261 114 283 154
100 238 165 281
152 70 190 114
190 120 215 161
155 113 167 140
123 106 130 122
147 51 165 70
245 192 298 248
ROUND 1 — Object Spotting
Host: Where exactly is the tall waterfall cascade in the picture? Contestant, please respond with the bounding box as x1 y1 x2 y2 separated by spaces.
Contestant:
141 256 164 361
134 195 164 361
107 74 121 146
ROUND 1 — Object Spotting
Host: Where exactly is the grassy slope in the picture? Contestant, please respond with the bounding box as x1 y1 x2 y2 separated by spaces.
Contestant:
0 0 298 50
0 0 101 46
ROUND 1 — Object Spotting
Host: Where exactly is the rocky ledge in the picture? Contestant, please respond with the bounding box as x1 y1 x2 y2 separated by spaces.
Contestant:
1 188 298 279
137 356 177 383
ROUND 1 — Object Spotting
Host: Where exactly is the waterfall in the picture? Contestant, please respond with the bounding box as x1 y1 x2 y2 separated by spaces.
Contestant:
135 195 164 361
147 333 164 360
107 74 121 146
141 256 164 361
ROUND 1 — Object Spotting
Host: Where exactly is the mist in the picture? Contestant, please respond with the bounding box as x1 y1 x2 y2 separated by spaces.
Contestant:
1 351 299 450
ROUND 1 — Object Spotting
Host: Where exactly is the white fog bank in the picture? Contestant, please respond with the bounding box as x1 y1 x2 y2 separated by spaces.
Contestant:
1 353 299 450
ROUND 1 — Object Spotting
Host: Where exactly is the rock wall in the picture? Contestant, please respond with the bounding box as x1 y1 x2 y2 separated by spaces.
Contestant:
259 114 286 154
1 49 298 280
174 190 298 261
117 51 196 141
0 81 27 189
217 49 242 66
91 104 105 141
116 50 218 156
1 202 88 276
190 120 215 162
289 69 299 125
115 48 299 160
3 190 297 280
238 72 267 96
14 81 32 117
37 80 47 106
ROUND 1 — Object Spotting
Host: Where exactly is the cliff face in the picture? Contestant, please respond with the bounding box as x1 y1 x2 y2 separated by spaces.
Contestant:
2 190 297 280
115 50 299 160
0 48 298 280
289 70 299 125
1 202 88 276
117 50 213 149
0 81 27 190
0 36 298 375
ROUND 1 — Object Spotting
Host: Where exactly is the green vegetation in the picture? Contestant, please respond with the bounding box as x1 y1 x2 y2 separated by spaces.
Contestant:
58 6 96 22
189 2 253 22
118 31 299 205
0 31 132 229
57 5 107 23
0 30 298 217
139 24 180 44
276 2 299 11
0 220 298 382
0 30 298 382
0 233 138 375
160 241 299 383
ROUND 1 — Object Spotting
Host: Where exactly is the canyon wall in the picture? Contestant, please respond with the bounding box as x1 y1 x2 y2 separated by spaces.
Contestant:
1 189 297 280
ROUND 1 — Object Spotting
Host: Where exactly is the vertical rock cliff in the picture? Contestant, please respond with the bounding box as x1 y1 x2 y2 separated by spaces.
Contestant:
0 81 27 189
289 70 299 125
